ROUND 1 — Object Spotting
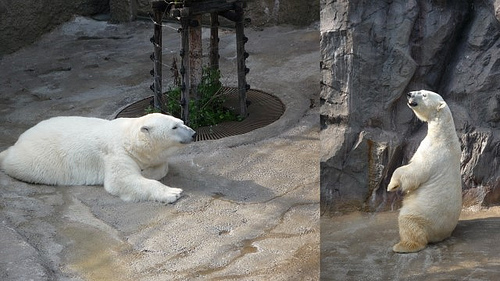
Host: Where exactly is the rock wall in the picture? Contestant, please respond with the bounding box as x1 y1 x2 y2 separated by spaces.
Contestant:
135 0 319 26
244 0 319 26
320 0 500 213
1 0 318 56
0 0 109 56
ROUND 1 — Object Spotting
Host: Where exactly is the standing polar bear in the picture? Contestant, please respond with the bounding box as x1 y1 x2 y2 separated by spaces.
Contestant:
0 113 196 203
387 90 462 253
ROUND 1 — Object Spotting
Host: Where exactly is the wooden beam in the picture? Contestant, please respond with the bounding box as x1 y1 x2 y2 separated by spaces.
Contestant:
189 15 203 102
209 12 220 71
170 0 244 17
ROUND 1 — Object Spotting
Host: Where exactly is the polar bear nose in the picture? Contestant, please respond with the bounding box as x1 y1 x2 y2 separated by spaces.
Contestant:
192 132 197 140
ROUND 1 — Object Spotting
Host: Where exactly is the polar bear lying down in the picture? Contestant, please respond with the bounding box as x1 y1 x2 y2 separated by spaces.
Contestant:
0 113 196 203
387 90 462 253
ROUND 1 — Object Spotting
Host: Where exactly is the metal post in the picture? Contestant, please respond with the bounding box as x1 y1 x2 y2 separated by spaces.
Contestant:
152 3 167 113
235 2 248 117
180 18 190 123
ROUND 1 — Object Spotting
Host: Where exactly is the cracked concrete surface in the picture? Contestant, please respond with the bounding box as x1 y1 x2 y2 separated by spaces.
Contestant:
0 17 319 280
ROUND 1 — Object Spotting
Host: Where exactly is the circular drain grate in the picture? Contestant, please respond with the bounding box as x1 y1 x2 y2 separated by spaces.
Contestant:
115 87 285 141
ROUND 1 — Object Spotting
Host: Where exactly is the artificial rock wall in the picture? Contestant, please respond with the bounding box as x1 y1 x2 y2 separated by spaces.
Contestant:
135 0 319 26
321 0 500 213
0 0 109 55
0 0 319 56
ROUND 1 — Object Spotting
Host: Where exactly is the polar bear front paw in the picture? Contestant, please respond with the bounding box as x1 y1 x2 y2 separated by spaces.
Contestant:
155 187 183 203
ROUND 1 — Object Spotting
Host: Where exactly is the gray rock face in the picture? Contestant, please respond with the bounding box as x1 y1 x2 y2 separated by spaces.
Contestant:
136 0 320 27
110 0 137 23
0 0 109 56
244 0 320 26
321 0 500 213
1 0 319 56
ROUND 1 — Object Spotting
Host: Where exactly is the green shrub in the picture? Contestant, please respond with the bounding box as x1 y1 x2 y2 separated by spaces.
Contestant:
147 67 240 129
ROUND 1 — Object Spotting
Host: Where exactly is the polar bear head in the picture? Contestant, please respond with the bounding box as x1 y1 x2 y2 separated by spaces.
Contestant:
123 113 196 166
138 113 196 147
407 90 449 122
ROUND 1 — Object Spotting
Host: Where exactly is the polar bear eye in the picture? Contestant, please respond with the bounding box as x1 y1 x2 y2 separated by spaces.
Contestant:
141 126 150 133
172 126 178 130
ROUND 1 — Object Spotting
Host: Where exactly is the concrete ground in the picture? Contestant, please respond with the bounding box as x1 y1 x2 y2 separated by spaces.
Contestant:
0 17 319 280
321 207 500 281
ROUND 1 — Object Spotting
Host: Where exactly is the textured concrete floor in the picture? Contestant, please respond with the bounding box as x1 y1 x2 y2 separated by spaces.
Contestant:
321 207 500 281
0 17 319 280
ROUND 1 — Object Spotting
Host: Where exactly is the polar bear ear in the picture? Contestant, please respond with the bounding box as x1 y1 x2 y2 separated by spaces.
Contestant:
436 101 447 111
140 126 151 134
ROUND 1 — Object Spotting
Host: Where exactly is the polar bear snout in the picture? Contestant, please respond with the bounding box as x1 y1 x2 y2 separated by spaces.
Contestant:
181 132 196 144
407 92 418 107
179 125 197 144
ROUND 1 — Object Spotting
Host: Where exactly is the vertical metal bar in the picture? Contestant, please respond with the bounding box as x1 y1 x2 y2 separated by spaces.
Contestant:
235 2 248 117
180 18 190 124
153 6 166 113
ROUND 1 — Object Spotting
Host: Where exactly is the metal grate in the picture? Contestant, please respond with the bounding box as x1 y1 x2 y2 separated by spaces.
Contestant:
115 87 285 141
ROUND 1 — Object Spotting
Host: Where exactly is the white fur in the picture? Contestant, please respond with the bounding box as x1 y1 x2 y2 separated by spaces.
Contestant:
0 113 196 203
387 90 462 253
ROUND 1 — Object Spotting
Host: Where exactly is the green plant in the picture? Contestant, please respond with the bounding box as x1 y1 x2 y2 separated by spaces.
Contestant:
164 86 182 117
153 67 240 129
190 67 239 128
144 105 162 114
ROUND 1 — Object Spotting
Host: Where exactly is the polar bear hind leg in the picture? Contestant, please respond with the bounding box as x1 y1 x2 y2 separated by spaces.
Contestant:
393 214 430 253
